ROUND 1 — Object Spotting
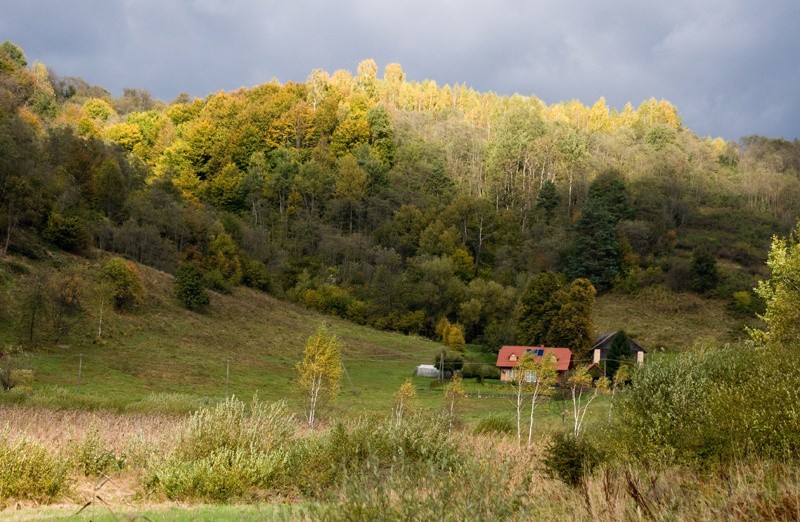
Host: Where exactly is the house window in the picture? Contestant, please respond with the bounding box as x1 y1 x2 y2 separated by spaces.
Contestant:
535 349 544 356
525 370 537 383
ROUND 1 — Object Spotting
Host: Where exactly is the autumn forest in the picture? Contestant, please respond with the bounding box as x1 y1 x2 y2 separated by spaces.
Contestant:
2 41 800 351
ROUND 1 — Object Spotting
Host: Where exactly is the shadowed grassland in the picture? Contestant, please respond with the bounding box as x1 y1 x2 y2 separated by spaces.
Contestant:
594 285 757 352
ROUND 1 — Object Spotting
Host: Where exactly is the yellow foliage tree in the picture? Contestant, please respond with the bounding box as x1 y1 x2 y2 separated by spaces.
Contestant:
393 378 416 425
296 326 343 429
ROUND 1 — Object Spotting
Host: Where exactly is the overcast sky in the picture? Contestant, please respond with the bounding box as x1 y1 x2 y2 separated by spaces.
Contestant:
3 1 799 140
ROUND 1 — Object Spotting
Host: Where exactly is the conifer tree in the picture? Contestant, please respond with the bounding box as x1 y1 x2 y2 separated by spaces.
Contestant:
605 330 630 379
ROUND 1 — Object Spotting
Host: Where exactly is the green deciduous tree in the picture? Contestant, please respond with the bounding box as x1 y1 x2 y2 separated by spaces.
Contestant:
521 353 558 446
568 366 608 438
433 349 464 377
1 41 27 67
102 257 146 311
546 278 596 358
444 374 466 433
750 228 800 348
296 325 343 429
516 272 565 346
335 154 368 232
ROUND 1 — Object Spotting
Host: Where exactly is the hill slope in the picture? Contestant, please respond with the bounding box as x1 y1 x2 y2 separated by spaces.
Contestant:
1 250 759 416
0 252 440 414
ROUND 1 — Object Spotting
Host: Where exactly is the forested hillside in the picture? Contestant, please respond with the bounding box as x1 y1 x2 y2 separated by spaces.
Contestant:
3 40 799 349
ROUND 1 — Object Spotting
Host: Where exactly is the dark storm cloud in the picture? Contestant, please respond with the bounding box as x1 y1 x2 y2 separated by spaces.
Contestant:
2 0 798 139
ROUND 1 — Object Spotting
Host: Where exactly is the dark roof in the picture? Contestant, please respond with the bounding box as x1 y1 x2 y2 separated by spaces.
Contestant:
496 346 572 372
591 331 646 353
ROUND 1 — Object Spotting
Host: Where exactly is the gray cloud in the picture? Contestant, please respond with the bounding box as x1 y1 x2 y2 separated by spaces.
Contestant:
2 0 798 139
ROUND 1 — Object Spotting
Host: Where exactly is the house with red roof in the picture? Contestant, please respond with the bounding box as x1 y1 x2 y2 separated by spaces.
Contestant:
495 346 573 383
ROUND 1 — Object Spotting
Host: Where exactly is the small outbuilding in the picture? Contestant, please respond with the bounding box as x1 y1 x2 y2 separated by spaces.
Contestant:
590 331 646 366
414 364 441 378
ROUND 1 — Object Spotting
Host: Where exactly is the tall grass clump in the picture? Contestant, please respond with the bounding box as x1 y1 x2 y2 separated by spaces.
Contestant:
472 413 515 436
145 397 297 501
0 438 69 503
70 428 125 476
297 413 461 496
125 392 211 414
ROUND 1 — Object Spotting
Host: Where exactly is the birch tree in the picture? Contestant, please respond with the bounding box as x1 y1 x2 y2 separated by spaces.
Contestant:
296 326 342 429
393 378 416 425
444 374 466 433
525 354 558 445
513 352 556 447
568 366 609 438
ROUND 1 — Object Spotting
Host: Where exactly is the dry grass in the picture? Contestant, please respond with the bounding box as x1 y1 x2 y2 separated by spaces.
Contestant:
595 285 755 352
0 405 180 453
1 404 800 520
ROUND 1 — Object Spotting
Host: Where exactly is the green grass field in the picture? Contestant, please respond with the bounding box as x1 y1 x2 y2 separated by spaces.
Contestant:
0 251 755 425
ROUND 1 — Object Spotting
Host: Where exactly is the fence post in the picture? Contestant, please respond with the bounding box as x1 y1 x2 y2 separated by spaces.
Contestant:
78 353 83 392
225 359 230 398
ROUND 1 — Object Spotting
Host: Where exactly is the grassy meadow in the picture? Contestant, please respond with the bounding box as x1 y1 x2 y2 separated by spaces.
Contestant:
1 253 785 520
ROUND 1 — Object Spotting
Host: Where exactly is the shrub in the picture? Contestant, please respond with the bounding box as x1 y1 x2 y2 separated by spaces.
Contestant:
541 432 602 487
0 438 69 502
102 257 146 310
8 369 33 393
126 392 210 414
176 397 295 460
241 258 271 292
472 414 515 435
690 248 720 293
204 268 231 294
311 456 534 521
147 448 290 502
174 264 210 310
461 362 500 382
433 350 464 376
614 346 800 465
71 429 124 476
145 397 297 501
44 213 90 253
297 414 459 496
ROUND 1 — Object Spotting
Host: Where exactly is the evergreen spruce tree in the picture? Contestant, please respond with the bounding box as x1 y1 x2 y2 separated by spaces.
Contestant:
567 170 632 291
536 180 560 223
690 248 719 293
567 201 621 291
605 330 631 379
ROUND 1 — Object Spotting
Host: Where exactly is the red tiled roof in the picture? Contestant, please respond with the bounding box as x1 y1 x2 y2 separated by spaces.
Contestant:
495 346 573 372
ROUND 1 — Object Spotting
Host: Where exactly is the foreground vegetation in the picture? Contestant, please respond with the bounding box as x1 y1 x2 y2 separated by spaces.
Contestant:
2 371 800 521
